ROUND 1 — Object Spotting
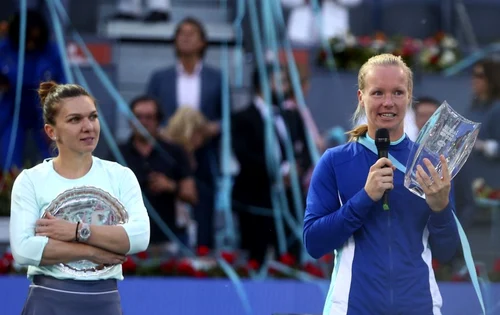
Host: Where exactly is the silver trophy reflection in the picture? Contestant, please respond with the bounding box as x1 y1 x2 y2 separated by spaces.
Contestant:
42 186 128 277
404 101 481 198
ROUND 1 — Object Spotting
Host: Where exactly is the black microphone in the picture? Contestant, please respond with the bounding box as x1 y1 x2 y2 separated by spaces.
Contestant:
375 128 391 210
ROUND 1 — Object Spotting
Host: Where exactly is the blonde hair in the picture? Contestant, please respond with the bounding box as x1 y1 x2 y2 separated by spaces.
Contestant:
161 107 208 151
347 54 413 141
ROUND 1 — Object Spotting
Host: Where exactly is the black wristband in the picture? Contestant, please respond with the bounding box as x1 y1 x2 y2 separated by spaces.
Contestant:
75 222 80 242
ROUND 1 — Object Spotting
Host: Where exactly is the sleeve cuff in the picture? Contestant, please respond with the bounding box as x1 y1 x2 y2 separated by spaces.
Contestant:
349 189 376 216
429 203 454 227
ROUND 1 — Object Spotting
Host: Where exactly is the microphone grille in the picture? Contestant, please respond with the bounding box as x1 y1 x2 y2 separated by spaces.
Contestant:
375 128 390 150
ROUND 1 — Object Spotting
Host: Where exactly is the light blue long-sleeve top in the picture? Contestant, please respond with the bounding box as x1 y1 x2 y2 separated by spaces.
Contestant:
9 156 150 281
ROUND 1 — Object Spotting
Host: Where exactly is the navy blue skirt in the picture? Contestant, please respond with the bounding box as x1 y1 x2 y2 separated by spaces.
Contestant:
21 275 122 315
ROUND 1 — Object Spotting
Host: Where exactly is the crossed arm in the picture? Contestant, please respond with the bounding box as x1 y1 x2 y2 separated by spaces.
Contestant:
10 169 150 267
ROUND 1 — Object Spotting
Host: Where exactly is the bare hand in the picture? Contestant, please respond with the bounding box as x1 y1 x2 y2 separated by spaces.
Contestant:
87 246 127 265
364 158 395 201
36 212 77 241
416 155 451 212
149 172 177 194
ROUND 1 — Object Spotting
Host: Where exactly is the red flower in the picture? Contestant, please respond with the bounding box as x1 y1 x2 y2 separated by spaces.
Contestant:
319 253 333 264
220 251 237 264
0 258 10 274
494 259 500 272
122 256 137 273
247 259 260 271
268 266 279 276
303 262 324 278
487 191 500 200
194 270 208 278
177 260 195 276
358 36 372 47
451 274 466 282
197 246 210 257
160 259 177 274
430 55 440 65
431 259 440 270
136 251 148 260
3 252 13 263
279 253 296 267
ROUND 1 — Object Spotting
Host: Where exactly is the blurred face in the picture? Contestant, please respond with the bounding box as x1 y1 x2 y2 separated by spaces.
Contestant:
27 27 43 51
45 96 100 155
471 65 488 99
358 65 410 140
175 22 205 57
269 70 291 105
415 102 438 131
132 100 159 137
190 128 205 151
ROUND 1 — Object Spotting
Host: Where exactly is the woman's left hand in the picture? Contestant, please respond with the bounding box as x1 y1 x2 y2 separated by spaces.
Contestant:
35 212 77 241
416 155 451 212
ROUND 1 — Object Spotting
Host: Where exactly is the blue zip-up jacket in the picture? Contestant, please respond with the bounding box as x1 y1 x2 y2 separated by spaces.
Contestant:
304 134 459 315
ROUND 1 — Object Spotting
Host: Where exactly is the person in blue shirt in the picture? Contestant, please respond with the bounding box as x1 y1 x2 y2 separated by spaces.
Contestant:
10 81 150 315
303 53 459 315
0 9 65 171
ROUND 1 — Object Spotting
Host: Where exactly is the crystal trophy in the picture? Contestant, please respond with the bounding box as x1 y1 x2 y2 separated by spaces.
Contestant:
404 101 481 198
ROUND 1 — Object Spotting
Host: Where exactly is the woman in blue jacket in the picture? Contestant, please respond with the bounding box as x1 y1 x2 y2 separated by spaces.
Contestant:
304 53 459 315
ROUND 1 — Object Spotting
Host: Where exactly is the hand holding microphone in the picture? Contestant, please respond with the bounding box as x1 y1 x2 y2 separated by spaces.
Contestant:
364 128 395 210
364 157 395 204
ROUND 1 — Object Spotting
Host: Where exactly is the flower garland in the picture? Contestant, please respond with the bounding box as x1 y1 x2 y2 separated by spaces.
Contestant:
317 32 461 72
1 247 499 282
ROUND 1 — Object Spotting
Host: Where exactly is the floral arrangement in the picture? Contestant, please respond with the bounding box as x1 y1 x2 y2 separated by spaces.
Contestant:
317 32 460 72
120 246 330 279
1 245 499 283
473 178 500 202
0 168 21 217
433 258 500 283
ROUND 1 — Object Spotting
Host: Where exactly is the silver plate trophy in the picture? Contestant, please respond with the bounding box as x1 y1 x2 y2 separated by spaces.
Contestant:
42 186 128 277
404 101 481 198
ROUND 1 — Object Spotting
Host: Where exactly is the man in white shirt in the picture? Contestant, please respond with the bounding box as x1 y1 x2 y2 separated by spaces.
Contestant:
146 18 223 250
282 0 362 45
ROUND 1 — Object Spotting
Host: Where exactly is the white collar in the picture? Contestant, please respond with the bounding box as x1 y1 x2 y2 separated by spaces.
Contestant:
176 61 203 75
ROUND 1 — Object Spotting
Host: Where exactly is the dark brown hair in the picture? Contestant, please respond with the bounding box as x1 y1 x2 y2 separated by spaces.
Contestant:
38 81 95 125
174 17 207 58
473 58 500 106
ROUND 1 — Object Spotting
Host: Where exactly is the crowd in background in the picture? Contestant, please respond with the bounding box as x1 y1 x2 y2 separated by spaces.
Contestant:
1 1 500 273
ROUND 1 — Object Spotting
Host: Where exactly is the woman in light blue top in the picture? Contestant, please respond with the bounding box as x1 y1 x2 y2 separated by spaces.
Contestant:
9 81 150 315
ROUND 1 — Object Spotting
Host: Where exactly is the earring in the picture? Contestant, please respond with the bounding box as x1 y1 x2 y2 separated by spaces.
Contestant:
53 136 57 141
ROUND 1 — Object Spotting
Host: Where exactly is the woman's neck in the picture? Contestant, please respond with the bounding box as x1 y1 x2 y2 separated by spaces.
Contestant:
53 152 93 179
367 126 404 142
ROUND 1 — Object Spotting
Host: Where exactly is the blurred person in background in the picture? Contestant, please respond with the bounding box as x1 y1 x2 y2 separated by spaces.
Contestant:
161 107 210 172
0 10 66 171
161 107 211 248
146 17 222 249
465 58 500 189
231 64 295 265
413 96 440 131
282 0 362 46
110 96 197 253
111 0 171 22
282 63 324 192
